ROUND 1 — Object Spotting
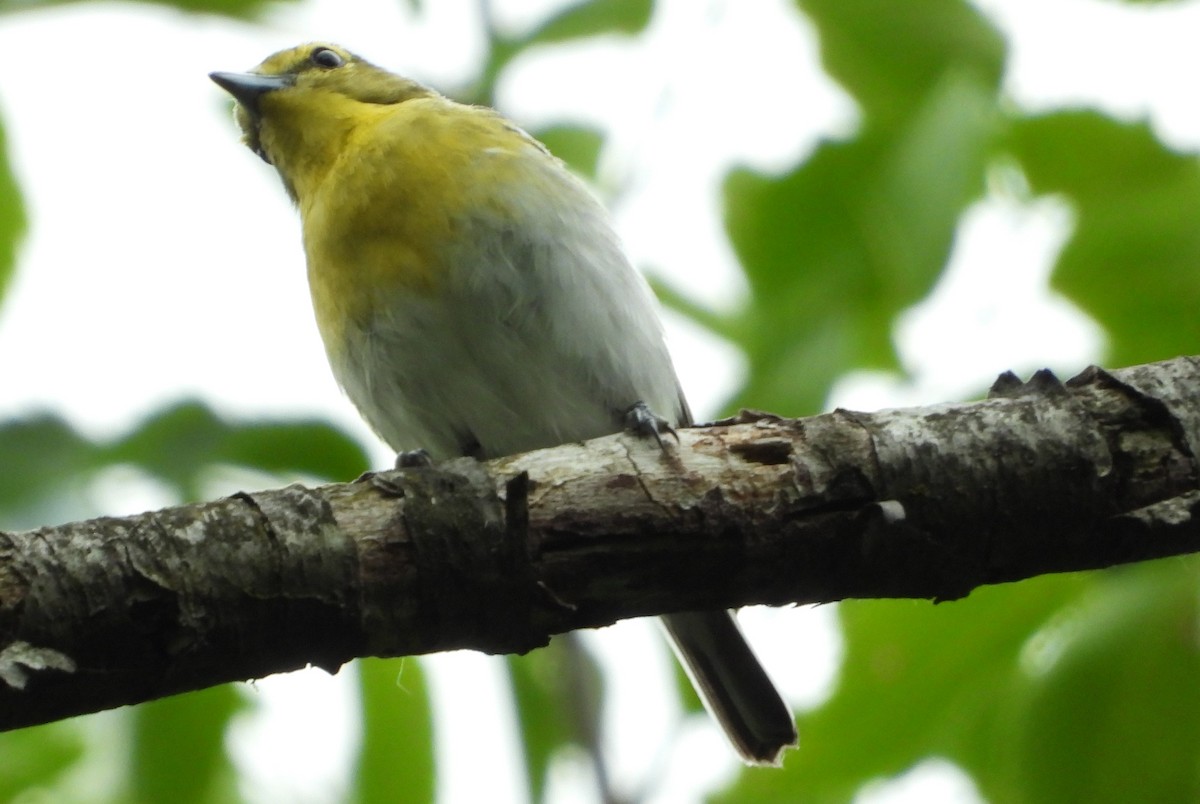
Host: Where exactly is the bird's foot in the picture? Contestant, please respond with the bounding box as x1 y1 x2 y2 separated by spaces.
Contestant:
394 448 434 469
624 401 679 451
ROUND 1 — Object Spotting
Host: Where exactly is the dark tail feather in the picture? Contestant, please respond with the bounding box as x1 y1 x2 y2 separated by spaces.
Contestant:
661 610 797 765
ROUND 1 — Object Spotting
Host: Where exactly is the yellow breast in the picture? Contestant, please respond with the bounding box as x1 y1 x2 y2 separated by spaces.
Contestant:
300 96 543 350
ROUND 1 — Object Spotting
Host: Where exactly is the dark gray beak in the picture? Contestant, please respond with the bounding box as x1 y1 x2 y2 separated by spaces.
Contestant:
209 71 293 113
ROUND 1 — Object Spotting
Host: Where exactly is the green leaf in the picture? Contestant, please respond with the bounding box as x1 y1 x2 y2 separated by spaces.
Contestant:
0 403 369 529
798 0 1005 127
1011 562 1200 802
871 70 998 295
0 414 97 522
107 401 370 500
0 115 26 312
702 0 1008 418
720 69 997 416
507 636 604 802
0 0 297 17
723 144 879 415
715 573 1089 803
0 722 85 800
529 0 654 45
355 658 435 804
467 0 655 107
130 686 245 804
718 559 1200 803
134 0 296 14
1007 111 1200 366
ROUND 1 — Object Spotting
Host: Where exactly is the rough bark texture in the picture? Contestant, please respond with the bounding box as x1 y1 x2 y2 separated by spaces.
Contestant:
2 356 1200 730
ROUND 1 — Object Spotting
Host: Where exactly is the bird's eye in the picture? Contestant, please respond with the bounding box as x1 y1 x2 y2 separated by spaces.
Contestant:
310 47 344 69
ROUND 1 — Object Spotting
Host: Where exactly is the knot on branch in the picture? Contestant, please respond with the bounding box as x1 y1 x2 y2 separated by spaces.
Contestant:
369 462 548 656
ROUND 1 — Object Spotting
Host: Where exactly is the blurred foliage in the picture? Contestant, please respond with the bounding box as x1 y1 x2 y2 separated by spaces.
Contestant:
507 635 607 803
0 117 23 312
2 0 1200 802
0 0 294 17
356 658 435 804
131 686 245 804
1009 111 1200 368
0 720 84 800
530 123 605 180
463 0 653 106
0 403 371 802
708 0 1200 802
715 0 1005 415
0 402 368 526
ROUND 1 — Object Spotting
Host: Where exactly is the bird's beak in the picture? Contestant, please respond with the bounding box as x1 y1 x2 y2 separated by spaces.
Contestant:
209 71 293 113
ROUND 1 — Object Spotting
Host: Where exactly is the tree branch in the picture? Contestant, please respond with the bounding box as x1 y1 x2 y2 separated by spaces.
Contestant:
4 356 1200 730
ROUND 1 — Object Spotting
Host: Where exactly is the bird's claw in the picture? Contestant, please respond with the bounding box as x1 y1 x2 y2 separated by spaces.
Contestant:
624 401 679 451
394 448 434 469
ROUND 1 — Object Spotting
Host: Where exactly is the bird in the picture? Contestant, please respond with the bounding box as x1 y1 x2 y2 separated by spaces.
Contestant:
210 42 797 765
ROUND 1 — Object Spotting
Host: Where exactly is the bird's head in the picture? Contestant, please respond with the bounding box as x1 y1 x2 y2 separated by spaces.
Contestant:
210 43 431 174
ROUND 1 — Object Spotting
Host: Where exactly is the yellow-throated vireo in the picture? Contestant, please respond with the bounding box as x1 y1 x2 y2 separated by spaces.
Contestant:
211 42 796 765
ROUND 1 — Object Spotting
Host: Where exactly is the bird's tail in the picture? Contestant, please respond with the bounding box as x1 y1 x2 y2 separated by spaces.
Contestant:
661 610 797 765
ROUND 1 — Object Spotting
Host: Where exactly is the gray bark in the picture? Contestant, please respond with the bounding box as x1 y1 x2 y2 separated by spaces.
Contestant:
3 356 1199 731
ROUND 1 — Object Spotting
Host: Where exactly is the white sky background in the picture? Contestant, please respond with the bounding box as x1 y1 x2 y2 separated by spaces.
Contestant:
1 0 1199 802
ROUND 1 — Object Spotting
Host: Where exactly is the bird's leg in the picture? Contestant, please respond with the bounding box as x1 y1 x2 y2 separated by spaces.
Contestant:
623 401 679 451
394 448 434 468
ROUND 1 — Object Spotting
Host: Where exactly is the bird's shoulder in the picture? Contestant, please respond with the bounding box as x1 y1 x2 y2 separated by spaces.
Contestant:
309 95 582 259
336 97 559 201
303 95 585 322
